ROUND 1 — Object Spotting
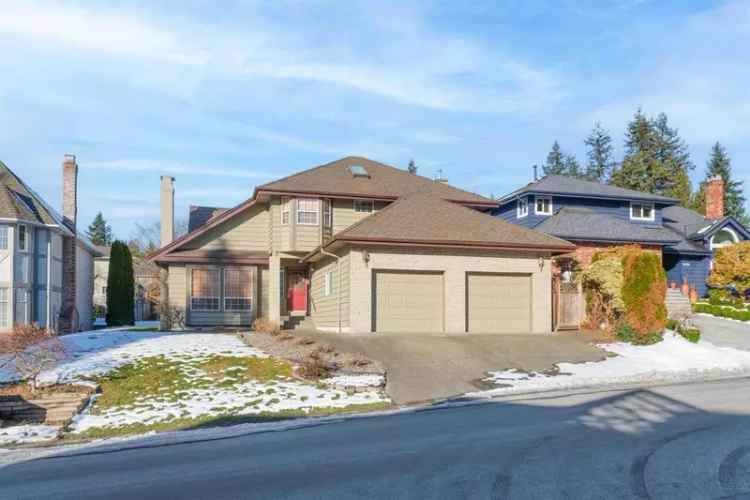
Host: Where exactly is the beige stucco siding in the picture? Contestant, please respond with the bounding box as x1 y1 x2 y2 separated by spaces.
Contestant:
183 203 270 252
332 199 388 234
348 247 552 334
309 250 350 331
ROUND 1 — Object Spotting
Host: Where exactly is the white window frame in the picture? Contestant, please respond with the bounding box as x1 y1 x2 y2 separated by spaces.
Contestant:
296 197 320 226
630 202 655 222
710 227 739 250
0 225 8 250
517 198 529 218
281 196 290 225
324 271 333 297
0 288 8 328
17 224 28 252
223 267 253 312
353 199 374 213
190 268 221 312
535 196 553 216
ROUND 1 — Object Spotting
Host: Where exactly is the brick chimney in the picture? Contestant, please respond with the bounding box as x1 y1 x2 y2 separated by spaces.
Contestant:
59 154 78 333
160 176 175 247
705 176 725 220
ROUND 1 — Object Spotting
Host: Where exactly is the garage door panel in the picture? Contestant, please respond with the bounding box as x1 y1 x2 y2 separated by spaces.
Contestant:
467 273 531 333
374 271 443 333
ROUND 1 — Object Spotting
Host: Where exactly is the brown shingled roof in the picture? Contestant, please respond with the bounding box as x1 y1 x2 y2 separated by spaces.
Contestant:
256 156 495 206
306 193 574 259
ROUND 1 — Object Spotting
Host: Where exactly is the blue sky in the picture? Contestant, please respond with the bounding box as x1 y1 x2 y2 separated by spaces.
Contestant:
1 0 749 238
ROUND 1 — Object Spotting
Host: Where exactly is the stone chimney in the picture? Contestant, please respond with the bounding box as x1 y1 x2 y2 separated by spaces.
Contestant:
160 176 175 246
59 154 78 333
705 176 725 220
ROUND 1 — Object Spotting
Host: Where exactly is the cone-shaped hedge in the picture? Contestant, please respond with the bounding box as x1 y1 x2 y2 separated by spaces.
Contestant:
106 240 135 326
621 252 667 341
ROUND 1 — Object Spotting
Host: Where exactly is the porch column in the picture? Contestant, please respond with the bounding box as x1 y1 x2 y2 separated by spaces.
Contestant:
269 252 281 324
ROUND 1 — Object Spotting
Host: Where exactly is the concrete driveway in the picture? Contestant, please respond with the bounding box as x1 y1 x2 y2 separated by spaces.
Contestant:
693 314 750 350
311 332 606 404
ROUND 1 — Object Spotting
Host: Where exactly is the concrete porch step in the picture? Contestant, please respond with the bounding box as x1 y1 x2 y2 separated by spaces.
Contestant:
281 315 317 331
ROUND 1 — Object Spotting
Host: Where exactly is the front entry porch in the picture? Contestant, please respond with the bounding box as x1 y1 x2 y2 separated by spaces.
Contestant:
268 253 314 329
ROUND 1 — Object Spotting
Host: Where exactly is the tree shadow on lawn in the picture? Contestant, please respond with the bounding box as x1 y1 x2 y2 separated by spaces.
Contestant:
4 384 750 500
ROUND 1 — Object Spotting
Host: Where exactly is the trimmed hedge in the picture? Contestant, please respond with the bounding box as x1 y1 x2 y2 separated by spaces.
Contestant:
106 240 135 326
694 303 750 322
666 319 701 343
707 289 748 309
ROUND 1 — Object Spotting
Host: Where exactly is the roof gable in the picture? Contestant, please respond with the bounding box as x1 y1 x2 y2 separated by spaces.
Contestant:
256 156 495 206
0 161 59 226
500 175 678 204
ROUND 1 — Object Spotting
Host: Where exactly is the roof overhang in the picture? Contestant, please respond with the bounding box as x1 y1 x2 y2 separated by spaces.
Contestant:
497 191 678 206
547 234 681 246
154 253 270 265
303 237 575 262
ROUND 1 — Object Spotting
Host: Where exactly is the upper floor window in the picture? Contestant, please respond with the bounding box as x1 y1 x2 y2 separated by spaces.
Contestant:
353 200 374 213
517 198 529 218
710 228 739 250
0 225 7 250
630 203 655 221
17 224 28 252
297 198 320 225
535 196 552 215
281 197 290 225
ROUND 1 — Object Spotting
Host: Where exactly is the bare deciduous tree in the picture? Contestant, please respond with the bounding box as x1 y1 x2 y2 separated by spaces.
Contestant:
0 324 67 392
128 218 188 256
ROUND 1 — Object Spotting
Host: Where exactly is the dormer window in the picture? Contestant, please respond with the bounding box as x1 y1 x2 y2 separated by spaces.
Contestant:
535 196 552 216
630 203 655 221
517 198 528 218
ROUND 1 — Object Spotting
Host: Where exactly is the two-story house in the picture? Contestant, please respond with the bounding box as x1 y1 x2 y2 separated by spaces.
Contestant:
496 174 750 299
150 157 574 334
0 155 99 334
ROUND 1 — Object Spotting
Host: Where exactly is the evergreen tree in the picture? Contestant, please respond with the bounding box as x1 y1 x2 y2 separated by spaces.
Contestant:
564 154 583 178
543 141 566 176
106 240 135 326
584 122 614 182
695 142 748 225
652 113 693 205
610 110 693 205
86 212 113 246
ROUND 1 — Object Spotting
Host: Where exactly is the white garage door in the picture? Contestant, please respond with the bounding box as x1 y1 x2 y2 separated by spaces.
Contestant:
373 271 444 333
467 273 532 333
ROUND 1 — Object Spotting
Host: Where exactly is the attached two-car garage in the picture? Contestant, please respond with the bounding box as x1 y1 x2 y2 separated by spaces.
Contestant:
372 269 532 334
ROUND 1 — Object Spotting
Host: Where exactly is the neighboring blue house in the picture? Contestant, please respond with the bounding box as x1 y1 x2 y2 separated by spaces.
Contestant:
496 175 750 297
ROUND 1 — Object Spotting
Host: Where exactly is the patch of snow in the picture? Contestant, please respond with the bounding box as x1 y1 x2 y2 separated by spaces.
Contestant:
0 424 60 446
474 332 750 397
0 330 267 386
322 374 385 388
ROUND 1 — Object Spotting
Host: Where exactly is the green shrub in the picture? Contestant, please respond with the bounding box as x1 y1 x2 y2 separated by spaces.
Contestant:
680 328 701 343
708 289 733 306
693 302 750 322
666 319 680 330
621 252 667 342
615 323 634 342
106 240 135 327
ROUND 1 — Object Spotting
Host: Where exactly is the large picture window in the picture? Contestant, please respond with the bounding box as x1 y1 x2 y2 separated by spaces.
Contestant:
224 268 252 311
297 198 320 225
191 268 220 311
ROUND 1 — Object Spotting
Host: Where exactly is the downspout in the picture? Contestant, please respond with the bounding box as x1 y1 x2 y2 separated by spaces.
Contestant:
320 247 342 333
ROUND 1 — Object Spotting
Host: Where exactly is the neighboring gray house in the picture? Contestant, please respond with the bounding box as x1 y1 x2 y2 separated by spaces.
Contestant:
0 155 99 333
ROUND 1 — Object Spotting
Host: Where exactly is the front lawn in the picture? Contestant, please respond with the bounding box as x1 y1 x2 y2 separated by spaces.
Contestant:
1 330 389 444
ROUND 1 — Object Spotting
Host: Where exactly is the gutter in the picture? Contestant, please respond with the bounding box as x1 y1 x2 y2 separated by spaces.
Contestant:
319 247 343 334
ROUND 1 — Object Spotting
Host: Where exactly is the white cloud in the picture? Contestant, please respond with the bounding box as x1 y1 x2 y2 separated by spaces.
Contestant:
0 1 562 113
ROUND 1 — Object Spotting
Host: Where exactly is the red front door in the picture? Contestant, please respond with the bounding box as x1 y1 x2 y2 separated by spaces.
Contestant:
287 271 308 313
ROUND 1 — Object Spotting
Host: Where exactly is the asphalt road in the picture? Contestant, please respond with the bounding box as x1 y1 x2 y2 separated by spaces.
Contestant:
2 378 750 499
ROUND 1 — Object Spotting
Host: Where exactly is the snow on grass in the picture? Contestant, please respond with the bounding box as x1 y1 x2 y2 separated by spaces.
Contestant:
0 424 59 446
0 330 268 386
322 374 385 388
0 329 388 439
474 332 750 397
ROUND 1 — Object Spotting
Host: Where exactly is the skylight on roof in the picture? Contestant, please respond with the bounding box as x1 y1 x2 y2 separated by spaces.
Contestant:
349 165 369 178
